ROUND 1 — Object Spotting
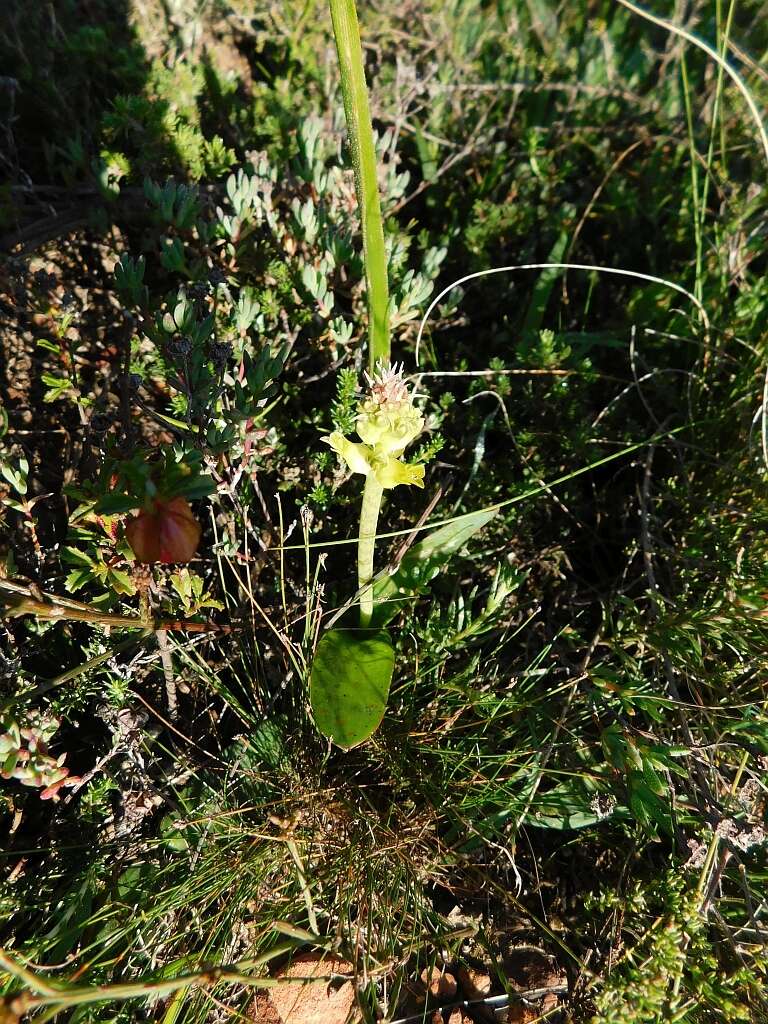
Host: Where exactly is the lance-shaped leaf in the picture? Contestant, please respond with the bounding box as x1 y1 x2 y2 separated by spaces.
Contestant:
371 506 498 627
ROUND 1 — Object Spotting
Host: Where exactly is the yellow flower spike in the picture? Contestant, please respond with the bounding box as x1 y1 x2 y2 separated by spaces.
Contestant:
356 361 425 456
356 403 424 455
324 362 428 627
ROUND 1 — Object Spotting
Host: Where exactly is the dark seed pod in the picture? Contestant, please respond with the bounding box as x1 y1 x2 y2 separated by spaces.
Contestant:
209 341 233 370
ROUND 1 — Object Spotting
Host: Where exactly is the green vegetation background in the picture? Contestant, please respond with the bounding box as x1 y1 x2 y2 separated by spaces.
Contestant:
1 0 768 1021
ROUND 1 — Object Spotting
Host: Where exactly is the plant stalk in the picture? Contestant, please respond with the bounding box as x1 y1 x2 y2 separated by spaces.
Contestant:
0 579 230 634
357 475 383 627
328 0 390 373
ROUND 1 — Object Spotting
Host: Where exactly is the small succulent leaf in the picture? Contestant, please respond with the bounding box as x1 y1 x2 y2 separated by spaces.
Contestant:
2 750 19 777
310 628 394 749
0 734 16 755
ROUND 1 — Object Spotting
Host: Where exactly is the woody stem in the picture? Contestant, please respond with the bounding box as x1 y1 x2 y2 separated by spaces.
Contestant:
358 475 383 628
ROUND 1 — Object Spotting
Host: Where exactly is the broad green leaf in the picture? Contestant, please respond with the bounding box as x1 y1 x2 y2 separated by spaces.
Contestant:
527 779 619 830
175 475 217 499
94 492 144 515
108 568 137 596
310 628 394 749
66 568 94 592
61 545 95 567
529 807 607 830
371 506 498 626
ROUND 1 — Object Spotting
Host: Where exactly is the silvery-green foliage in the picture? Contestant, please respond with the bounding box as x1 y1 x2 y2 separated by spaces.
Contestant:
217 163 276 242
160 236 187 274
390 246 447 327
296 115 329 191
301 265 334 318
292 197 319 244
330 317 355 345
234 288 262 335
377 128 410 203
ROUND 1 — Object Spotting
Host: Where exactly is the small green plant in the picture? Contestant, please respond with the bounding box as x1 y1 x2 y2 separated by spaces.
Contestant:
309 363 426 748
0 712 80 801
307 0 496 749
310 363 496 747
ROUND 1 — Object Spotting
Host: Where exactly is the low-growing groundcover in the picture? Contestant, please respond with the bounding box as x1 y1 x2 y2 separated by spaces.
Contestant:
2 0 768 1021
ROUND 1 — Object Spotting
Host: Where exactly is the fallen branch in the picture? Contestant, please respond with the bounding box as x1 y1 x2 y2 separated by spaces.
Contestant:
0 577 231 633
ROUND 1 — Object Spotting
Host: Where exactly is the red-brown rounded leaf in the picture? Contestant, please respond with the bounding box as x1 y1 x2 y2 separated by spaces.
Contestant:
125 497 201 564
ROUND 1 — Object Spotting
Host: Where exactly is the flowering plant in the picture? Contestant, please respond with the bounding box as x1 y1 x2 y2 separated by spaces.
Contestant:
323 362 425 625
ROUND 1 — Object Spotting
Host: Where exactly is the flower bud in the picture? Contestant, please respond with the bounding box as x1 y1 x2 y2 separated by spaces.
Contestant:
356 362 424 455
356 401 424 455
125 496 201 563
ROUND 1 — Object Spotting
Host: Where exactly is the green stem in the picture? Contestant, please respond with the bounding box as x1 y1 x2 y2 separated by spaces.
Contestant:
680 55 703 303
358 475 383 627
328 0 390 373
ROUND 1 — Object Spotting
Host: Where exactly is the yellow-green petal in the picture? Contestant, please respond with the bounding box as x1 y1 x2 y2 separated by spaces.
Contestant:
322 432 373 476
374 456 425 489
